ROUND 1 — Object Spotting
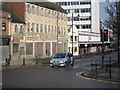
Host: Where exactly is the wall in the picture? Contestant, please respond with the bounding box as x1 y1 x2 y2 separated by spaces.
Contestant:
3 2 25 22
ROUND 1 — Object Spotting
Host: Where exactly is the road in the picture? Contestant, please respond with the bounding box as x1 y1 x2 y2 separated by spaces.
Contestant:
2 51 120 88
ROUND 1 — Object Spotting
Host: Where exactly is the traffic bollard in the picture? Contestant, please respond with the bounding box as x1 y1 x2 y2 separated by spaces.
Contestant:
23 58 25 65
109 57 111 79
5 58 8 67
102 54 104 69
36 60 38 64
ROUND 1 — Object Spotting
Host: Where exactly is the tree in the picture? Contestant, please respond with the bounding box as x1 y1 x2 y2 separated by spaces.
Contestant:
104 1 120 66
104 1 120 37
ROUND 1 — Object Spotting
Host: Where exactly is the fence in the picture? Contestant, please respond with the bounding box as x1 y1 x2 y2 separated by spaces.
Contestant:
91 57 119 80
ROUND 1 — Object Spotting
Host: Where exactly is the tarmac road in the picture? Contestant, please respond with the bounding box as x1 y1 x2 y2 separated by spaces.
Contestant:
2 52 119 89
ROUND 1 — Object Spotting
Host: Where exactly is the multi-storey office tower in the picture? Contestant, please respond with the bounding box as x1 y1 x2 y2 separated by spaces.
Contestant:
49 0 100 56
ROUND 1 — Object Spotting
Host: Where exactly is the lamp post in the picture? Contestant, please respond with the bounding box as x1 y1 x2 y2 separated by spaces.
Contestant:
8 35 11 61
56 14 59 53
71 12 74 56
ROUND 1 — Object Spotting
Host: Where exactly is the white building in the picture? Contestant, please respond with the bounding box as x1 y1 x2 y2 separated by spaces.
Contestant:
48 0 100 56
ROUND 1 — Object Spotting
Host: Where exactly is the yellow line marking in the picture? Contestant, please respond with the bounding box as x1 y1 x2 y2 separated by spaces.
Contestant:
76 72 119 84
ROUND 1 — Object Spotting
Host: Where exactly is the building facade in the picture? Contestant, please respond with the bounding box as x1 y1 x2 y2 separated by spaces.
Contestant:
48 0 100 56
2 2 68 60
1 5 25 60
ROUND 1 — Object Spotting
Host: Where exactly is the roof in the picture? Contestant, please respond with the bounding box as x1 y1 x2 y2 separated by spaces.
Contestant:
28 2 67 14
1 4 25 23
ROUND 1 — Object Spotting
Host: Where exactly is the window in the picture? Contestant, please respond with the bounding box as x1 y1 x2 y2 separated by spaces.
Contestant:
36 24 39 32
32 6 35 14
75 36 77 41
2 23 6 31
80 2 91 5
74 16 79 21
64 43 66 52
45 9 48 16
14 24 18 33
48 25 50 33
73 2 76 5
67 9 70 13
61 14 63 20
40 24 43 33
81 8 91 13
74 9 79 13
31 23 34 32
80 16 91 21
41 8 44 16
69 47 71 52
52 11 54 18
45 25 47 33
70 36 73 41
68 2 70 5
52 26 53 33
75 25 80 29
77 1 79 5
65 2 67 5
20 25 23 33
27 5 30 13
36 7 39 15
71 2 73 5
64 28 66 35
68 17 71 21
48 10 51 17
58 27 60 33
27 23 30 32
74 47 77 52
81 24 91 29
39 8 41 15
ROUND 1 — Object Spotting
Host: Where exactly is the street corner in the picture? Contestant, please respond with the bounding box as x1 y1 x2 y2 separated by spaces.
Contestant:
76 70 119 84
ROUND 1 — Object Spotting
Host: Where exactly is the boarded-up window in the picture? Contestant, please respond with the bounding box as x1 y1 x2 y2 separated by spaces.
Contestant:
46 42 50 56
26 43 33 55
34 42 43 57
52 42 57 55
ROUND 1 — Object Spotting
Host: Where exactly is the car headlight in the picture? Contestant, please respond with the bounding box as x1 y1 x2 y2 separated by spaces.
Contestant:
50 60 53 63
59 60 64 63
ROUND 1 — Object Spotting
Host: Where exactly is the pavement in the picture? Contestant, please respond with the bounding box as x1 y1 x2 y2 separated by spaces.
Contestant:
2 59 37 70
79 62 120 84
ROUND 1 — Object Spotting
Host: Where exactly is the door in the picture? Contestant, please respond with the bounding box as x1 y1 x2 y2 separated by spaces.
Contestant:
13 43 19 60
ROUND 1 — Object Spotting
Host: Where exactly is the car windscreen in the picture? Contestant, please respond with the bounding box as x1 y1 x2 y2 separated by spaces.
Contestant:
53 53 66 58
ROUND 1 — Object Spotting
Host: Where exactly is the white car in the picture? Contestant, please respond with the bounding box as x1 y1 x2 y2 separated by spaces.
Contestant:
50 53 74 67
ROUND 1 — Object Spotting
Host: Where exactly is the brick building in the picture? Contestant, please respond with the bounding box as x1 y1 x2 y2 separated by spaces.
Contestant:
2 2 68 60
1 4 25 60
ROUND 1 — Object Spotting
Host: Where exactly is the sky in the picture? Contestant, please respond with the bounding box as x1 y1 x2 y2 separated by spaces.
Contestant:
99 2 109 23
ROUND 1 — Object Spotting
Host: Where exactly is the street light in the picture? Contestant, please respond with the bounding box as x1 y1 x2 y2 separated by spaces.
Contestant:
71 12 74 56
56 14 59 53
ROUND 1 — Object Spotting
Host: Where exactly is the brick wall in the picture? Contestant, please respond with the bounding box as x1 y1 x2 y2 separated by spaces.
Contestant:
1 18 9 36
3 2 25 22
